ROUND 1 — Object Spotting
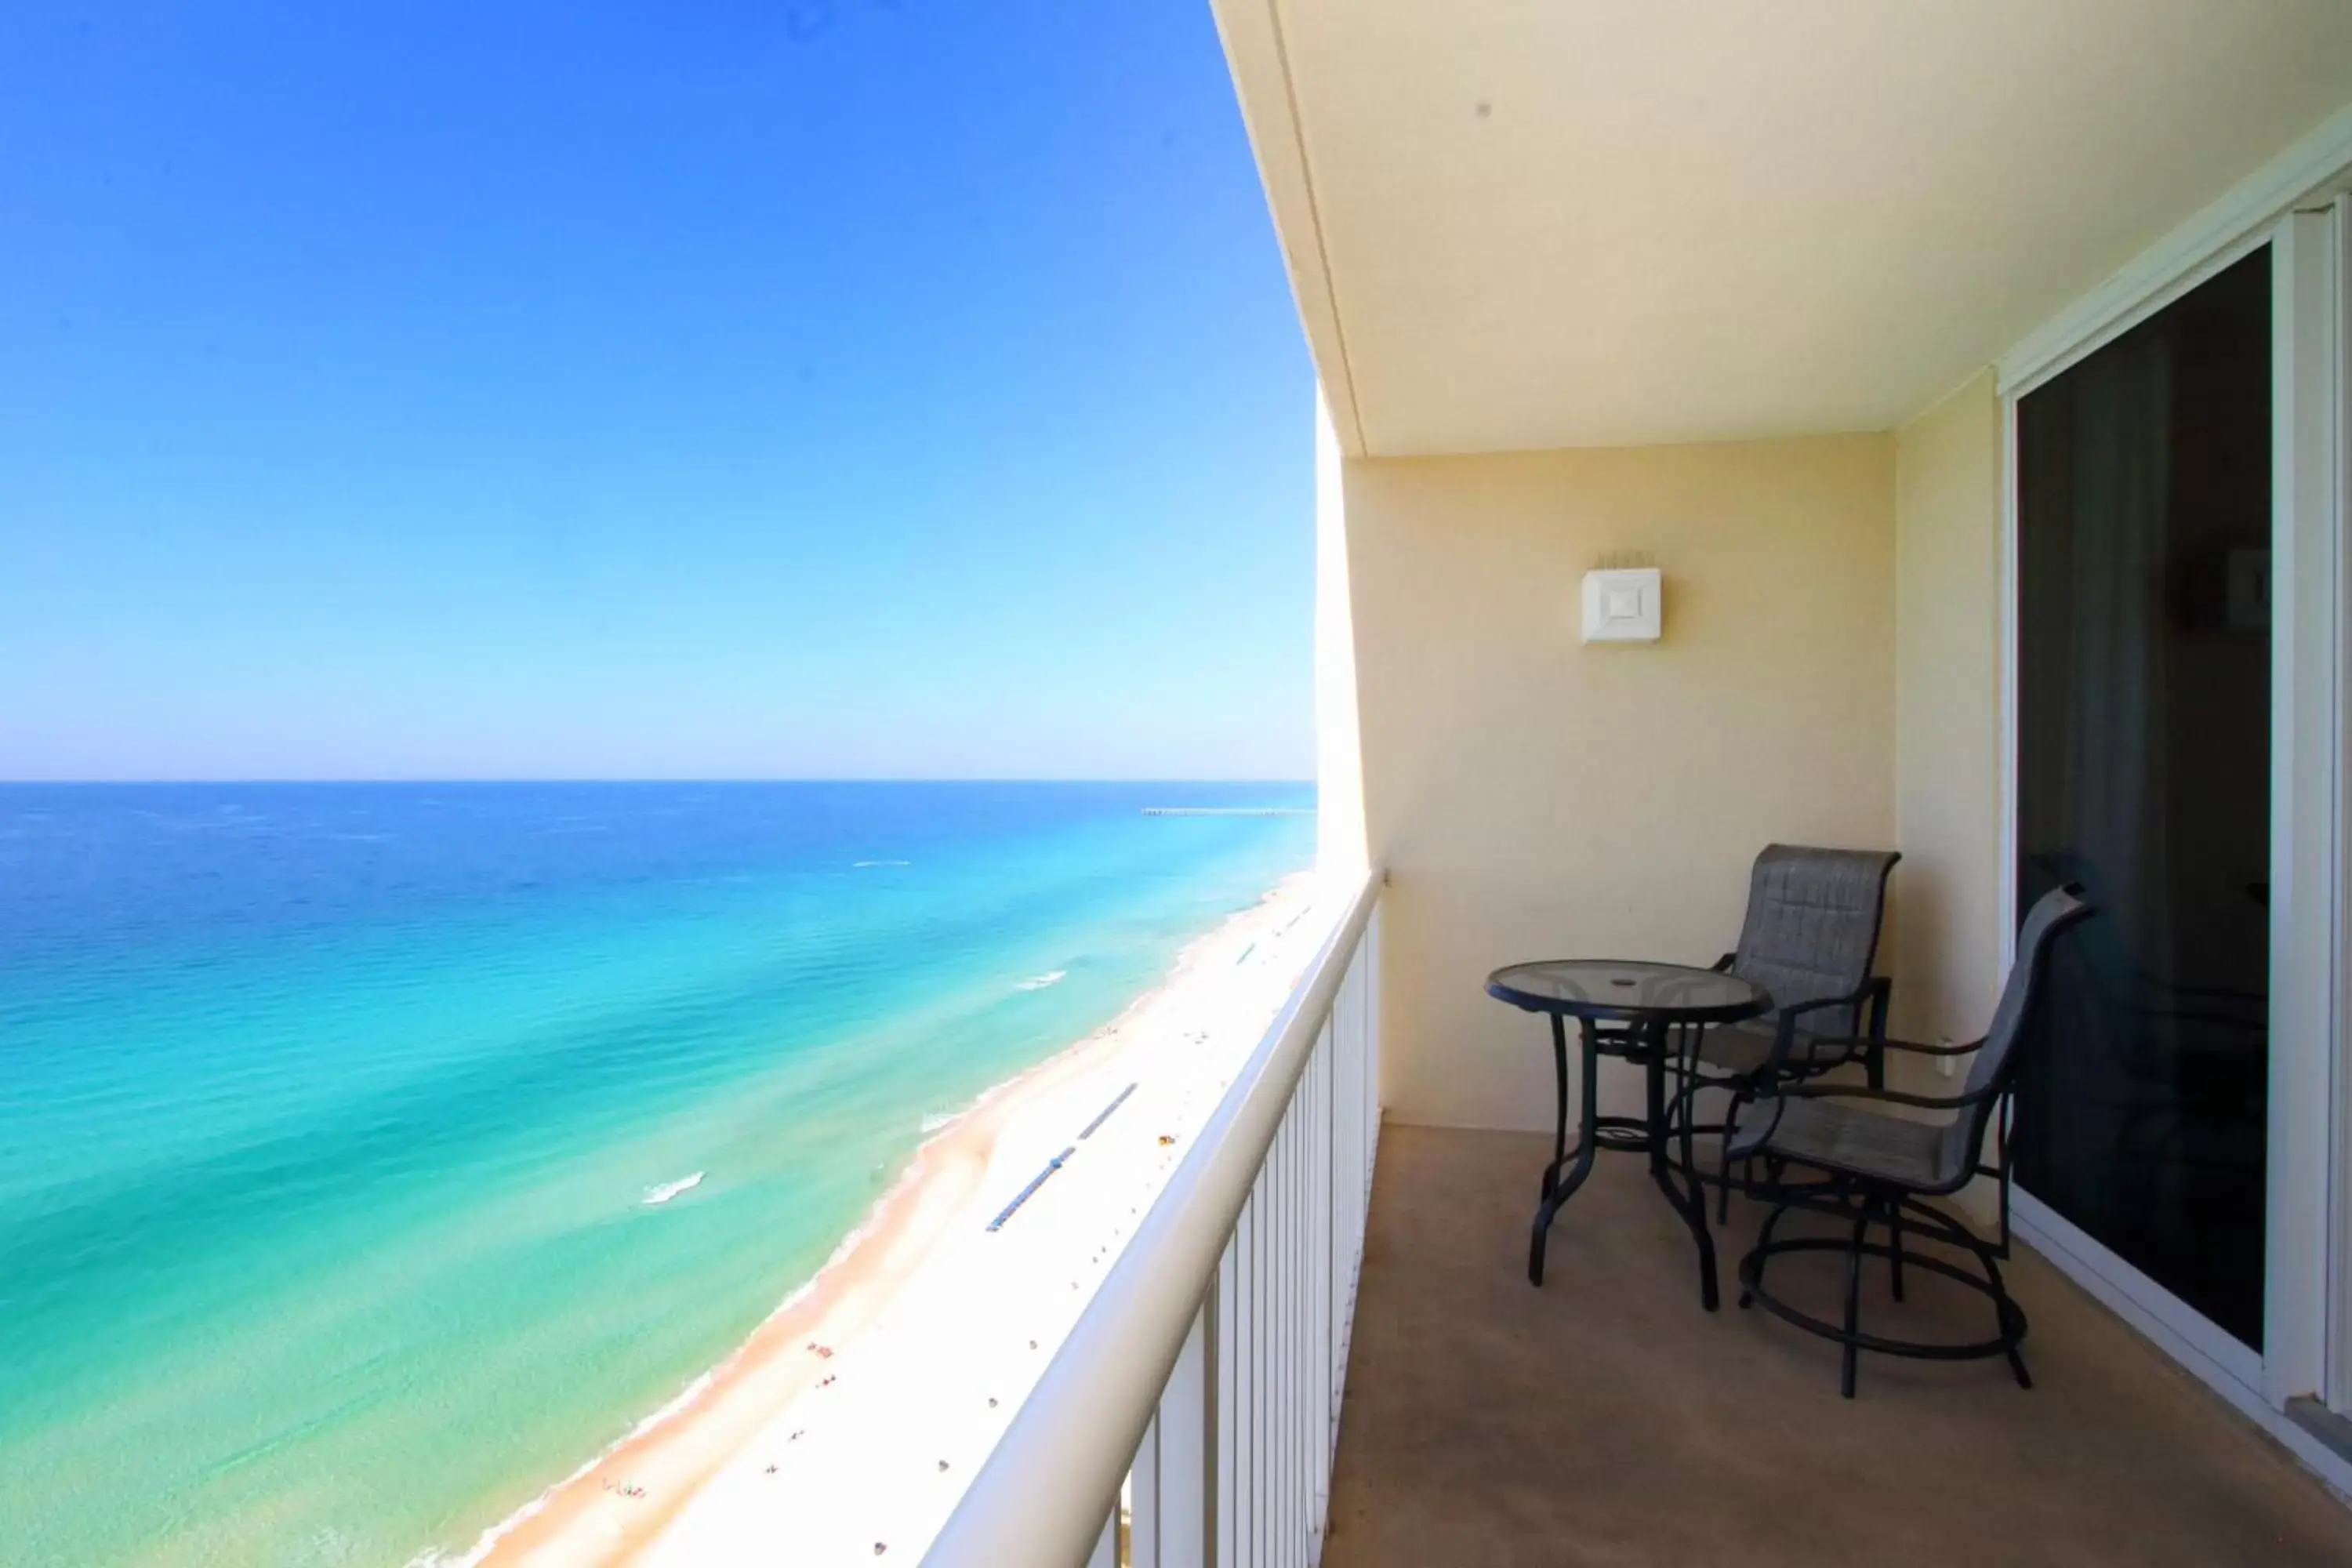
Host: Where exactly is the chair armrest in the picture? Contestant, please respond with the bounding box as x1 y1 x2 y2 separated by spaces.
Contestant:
1875 1035 1980 1057
1796 1033 1975 1058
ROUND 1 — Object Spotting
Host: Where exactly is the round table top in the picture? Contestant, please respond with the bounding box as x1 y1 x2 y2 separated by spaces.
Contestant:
1486 959 1772 1024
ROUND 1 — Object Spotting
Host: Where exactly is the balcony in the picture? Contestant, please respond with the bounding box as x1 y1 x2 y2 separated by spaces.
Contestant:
1326 1127 2352 1566
920 880 2352 1566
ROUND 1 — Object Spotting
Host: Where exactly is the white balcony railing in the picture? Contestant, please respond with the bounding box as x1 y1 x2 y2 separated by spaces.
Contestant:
923 869 1384 1568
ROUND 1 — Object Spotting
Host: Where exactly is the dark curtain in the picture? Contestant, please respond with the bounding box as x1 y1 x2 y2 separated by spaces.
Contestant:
2013 247 2271 1350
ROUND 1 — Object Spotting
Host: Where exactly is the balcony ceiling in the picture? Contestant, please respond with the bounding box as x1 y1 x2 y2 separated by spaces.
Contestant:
1213 0 2352 456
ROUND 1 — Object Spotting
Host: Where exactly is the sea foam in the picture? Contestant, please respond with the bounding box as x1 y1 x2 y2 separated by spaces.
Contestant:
1014 970 1067 992
641 1173 705 1206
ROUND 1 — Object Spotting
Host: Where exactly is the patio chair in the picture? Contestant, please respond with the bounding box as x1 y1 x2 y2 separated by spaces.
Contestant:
1683 844 1900 1220
1726 883 2093 1397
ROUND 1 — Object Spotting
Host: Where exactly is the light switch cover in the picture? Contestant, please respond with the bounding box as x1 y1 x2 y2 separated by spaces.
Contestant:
1581 568 1661 643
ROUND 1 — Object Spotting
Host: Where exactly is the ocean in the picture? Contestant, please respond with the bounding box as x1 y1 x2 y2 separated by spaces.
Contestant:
0 781 1315 1567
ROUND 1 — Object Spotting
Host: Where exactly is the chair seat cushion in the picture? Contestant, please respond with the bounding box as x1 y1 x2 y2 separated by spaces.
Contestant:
1726 1094 1956 1189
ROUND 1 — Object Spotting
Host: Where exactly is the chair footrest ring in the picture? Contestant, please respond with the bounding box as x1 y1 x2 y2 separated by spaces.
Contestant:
1737 1236 2028 1363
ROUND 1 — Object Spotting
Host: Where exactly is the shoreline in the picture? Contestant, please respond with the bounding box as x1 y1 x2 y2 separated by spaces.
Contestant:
459 871 1326 1568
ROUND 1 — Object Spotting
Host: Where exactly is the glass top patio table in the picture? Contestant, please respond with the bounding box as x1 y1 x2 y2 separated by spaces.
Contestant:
1486 959 1770 1024
1487 959 1771 1311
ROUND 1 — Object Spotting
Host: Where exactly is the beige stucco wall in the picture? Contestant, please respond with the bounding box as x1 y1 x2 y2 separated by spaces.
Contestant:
1314 390 1370 877
1889 372 2006 1072
1342 436 1897 1130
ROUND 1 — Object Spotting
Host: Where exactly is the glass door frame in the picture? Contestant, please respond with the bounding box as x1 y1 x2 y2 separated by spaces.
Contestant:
2326 194 2352 1421
1996 176 2351 1464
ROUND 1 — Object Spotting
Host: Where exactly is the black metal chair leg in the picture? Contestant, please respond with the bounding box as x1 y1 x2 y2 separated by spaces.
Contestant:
1740 1196 1793 1308
1984 1249 2032 1390
1716 1085 1748 1223
1889 1200 1906 1303
1840 1197 1871 1399
1643 1029 1719 1312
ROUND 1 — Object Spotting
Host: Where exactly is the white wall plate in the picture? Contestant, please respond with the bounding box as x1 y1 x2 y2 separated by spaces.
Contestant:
1581 567 1661 643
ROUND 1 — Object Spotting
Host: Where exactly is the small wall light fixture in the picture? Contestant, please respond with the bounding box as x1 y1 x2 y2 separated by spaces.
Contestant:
1581 564 1662 644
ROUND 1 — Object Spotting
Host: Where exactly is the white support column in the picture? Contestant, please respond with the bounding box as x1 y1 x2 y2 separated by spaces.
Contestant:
1313 387 1370 882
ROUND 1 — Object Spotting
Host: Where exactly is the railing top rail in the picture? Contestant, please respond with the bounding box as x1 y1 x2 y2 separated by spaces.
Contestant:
921 866 1382 1568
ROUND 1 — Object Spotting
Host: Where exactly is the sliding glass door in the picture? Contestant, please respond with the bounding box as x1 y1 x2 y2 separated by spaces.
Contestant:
2012 248 2274 1351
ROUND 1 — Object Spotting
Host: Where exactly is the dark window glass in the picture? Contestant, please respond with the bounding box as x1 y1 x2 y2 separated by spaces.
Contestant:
2013 247 2271 1349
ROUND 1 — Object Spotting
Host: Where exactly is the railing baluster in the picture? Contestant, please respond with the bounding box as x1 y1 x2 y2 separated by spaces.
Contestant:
1315 1038 1327 1552
1131 1410 1160 1568
1270 1151 1285 1567
1282 1116 1293 1561
1314 1035 1332 1540
1272 1109 1287 1568
1302 1069 1315 1568
1300 1012 1319 1561
1283 1096 1294 1568
1217 1232 1237 1568
1298 1086 1317 1568
1293 1090 1307 1567
1240 1185 1258 1562
1147 1299 1206 1568
1261 1160 1276 1567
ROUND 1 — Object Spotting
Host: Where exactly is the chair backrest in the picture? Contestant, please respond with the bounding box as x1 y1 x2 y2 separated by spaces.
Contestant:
1728 844 1900 1036
1932 883 2093 1189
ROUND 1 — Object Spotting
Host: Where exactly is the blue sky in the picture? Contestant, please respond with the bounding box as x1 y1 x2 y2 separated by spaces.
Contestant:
0 2 1314 781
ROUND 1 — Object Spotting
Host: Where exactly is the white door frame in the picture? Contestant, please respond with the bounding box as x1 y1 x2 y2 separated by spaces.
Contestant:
2274 200 2344 1417
2336 194 2352 1418
1993 112 2352 1489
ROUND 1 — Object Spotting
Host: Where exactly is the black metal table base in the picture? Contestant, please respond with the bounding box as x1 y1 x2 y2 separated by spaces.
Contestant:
1528 1014 1719 1310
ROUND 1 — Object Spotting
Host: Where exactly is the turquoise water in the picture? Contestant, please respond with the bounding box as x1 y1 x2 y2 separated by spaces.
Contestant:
0 782 1314 1566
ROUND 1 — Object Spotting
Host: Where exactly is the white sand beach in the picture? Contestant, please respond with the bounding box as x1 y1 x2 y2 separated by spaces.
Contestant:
465 871 1332 1568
